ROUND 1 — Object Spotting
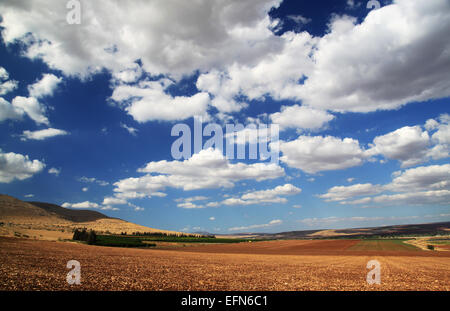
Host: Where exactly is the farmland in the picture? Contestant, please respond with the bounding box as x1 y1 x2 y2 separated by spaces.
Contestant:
0 237 449 291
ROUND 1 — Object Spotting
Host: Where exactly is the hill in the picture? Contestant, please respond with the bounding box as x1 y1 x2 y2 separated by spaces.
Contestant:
254 222 450 239
0 194 184 240
28 201 111 223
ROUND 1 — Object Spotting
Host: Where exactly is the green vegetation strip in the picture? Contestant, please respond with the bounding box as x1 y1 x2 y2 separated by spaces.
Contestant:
92 234 257 247
348 239 420 251
94 235 155 248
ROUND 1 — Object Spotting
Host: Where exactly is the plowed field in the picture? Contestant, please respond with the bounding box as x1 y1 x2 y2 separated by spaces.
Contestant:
0 237 449 291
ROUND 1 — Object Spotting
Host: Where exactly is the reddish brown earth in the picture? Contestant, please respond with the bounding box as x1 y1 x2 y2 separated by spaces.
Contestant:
0 237 449 291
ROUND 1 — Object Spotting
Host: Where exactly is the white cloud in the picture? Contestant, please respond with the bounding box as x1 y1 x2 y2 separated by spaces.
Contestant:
110 80 210 122
62 201 100 209
0 81 18 96
0 97 22 122
48 167 61 176
102 197 128 206
79 176 109 186
222 183 301 206
0 67 8 81
196 31 315 113
0 149 45 183
321 164 450 207
21 128 69 141
371 190 450 206
368 126 431 167
209 216 216 221
175 196 209 208
287 14 311 25
319 183 383 202
367 115 450 166
177 202 206 209
27 74 62 98
113 148 284 198
278 135 368 174
11 96 49 125
0 67 18 96
297 0 450 113
120 123 138 136
177 196 209 203
82 187 88 192
2 0 448 122
112 64 142 84
62 201 119 211
0 0 284 78
298 215 422 228
228 219 282 232
270 105 334 131
388 164 450 192
24 194 34 198
206 202 220 208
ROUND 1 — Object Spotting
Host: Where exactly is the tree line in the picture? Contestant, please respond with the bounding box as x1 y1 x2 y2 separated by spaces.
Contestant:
73 228 97 244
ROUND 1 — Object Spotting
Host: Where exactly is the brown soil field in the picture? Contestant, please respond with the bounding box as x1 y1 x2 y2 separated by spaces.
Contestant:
0 237 449 291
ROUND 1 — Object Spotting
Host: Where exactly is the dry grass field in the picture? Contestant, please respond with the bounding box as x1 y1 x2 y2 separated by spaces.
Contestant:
0 237 449 291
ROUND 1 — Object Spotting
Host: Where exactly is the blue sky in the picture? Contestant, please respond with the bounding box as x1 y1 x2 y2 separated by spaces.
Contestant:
0 0 449 233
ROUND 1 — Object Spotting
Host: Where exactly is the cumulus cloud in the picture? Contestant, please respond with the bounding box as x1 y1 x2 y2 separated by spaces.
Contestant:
319 183 383 202
278 135 368 174
0 149 45 183
270 105 334 131
110 80 210 122
388 164 450 193
0 67 18 96
27 74 62 98
228 219 282 232
175 196 209 208
367 115 450 166
368 126 431 167
113 148 284 198
0 97 22 122
102 197 128 206
0 0 284 78
21 128 69 141
62 201 100 209
62 201 119 211
2 0 449 122
11 96 49 125
297 0 450 113
320 164 450 206
222 183 301 206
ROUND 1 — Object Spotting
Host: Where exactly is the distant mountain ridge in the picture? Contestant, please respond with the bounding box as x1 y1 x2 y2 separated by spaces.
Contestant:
253 222 450 239
28 201 111 223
